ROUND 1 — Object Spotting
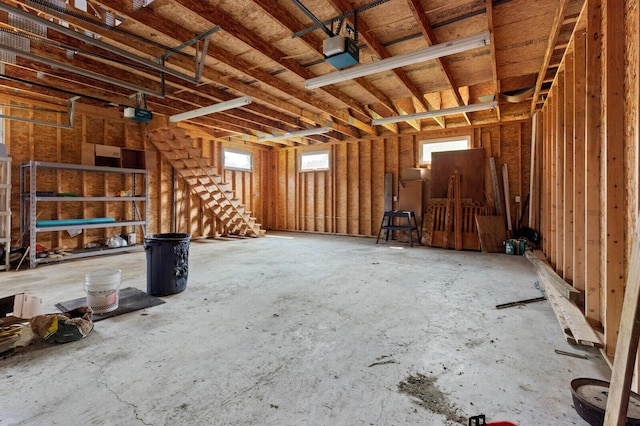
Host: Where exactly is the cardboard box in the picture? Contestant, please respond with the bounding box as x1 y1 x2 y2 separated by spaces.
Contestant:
398 180 425 219
0 293 44 326
95 144 121 158
401 167 428 181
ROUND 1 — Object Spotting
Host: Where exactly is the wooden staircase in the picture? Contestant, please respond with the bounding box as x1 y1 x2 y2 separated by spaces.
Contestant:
147 127 264 237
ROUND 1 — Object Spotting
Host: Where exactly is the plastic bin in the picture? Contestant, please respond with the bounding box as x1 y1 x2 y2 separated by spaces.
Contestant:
144 233 190 296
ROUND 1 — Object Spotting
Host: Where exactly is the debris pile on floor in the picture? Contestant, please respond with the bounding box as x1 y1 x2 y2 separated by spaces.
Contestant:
397 373 467 424
30 307 94 344
1 293 94 355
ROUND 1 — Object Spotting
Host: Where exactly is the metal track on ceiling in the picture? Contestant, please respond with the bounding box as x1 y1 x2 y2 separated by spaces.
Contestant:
291 0 389 39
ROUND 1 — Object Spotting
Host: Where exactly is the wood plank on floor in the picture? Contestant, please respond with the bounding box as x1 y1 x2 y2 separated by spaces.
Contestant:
526 250 582 303
541 274 603 348
475 215 507 253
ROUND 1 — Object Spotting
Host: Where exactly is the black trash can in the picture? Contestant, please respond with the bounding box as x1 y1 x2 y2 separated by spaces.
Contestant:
144 233 190 296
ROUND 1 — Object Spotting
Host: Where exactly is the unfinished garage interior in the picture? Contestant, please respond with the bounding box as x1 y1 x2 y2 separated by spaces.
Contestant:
1 0 640 424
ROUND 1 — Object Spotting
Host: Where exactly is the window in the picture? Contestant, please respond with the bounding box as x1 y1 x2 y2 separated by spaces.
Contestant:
224 150 252 171
300 151 329 171
74 0 88 12
419 137 470 165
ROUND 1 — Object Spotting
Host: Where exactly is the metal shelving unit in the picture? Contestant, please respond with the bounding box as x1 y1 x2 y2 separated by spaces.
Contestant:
20 161 149 269
0 157 11 271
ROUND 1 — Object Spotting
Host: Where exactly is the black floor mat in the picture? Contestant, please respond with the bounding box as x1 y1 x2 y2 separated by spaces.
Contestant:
55 287 165 321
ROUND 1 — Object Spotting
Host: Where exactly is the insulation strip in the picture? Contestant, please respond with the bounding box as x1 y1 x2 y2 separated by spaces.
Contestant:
25 0 66 17
9 12 47 37
0 30 31 64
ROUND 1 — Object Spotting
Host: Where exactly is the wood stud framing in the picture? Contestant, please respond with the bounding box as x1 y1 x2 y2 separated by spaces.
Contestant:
584 0 602 328
602 0 626 357
572 25 586 293
539 0 640 378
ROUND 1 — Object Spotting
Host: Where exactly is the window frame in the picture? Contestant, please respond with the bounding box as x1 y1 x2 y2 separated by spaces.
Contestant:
418 136 471 166
223 149 252 172
299 150 330 172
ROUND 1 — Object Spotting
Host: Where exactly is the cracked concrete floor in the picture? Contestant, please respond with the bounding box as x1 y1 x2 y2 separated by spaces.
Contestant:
1 232 609 425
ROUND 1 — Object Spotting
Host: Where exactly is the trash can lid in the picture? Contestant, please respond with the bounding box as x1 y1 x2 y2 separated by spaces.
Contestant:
144 233 191 240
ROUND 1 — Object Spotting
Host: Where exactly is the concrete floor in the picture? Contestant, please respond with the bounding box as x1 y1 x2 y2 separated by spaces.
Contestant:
1 232 609 425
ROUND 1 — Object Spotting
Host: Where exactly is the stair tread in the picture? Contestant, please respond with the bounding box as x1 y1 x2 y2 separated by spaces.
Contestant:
150 127 263 237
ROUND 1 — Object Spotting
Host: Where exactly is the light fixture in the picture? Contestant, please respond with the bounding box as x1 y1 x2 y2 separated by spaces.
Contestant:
305 31 490 89
371 101 497 126
257 127 331 142
169 96 252 122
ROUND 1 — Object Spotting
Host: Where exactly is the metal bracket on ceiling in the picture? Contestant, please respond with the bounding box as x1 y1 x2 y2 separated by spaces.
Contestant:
129 92 148 110
0 95 80 129
291 0 388 39
159 26 219 82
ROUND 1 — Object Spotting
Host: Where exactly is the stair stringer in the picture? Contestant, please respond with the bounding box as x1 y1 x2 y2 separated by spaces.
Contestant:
147 127 263 237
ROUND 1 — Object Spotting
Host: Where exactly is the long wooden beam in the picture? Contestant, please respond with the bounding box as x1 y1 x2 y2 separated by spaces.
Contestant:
602 0 626 358
584 0 602 327
563 50 575 285
485 0 501 122
572 17 587 295
549 85 557 268
555 70 565 277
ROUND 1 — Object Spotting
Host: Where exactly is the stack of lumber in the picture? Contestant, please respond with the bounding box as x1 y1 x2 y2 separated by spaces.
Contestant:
526 250 602 348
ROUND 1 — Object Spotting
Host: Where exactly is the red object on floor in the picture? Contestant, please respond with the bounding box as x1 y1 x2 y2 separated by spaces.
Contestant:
469 414 518 426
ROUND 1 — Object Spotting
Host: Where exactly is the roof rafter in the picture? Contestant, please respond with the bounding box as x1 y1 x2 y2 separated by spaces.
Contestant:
170 0 371 120
327 0 445 128
485 0 501 121
530 0 569 115
93 0 366 138
407 0 471 126
250 0 397 117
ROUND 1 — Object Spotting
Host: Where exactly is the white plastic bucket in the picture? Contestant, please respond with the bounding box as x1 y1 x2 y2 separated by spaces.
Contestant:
84 269 121 314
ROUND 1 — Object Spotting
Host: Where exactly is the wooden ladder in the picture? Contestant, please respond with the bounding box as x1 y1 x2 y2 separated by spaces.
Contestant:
146 127 264 237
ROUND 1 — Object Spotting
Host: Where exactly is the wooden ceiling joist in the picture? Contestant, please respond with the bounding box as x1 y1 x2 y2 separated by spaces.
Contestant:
407 0 471 126
326 0 446 128
0 0 572 139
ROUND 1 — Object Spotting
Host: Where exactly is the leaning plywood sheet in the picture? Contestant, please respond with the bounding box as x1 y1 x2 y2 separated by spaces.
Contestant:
431 148 485 203
541 277 603 348
525 251 582 303
475 215 507 252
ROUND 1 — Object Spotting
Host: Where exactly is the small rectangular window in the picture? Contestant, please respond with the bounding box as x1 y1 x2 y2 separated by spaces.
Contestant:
224 150 252 171
300 151 329 171
74 0 88 12
419 137 470 165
